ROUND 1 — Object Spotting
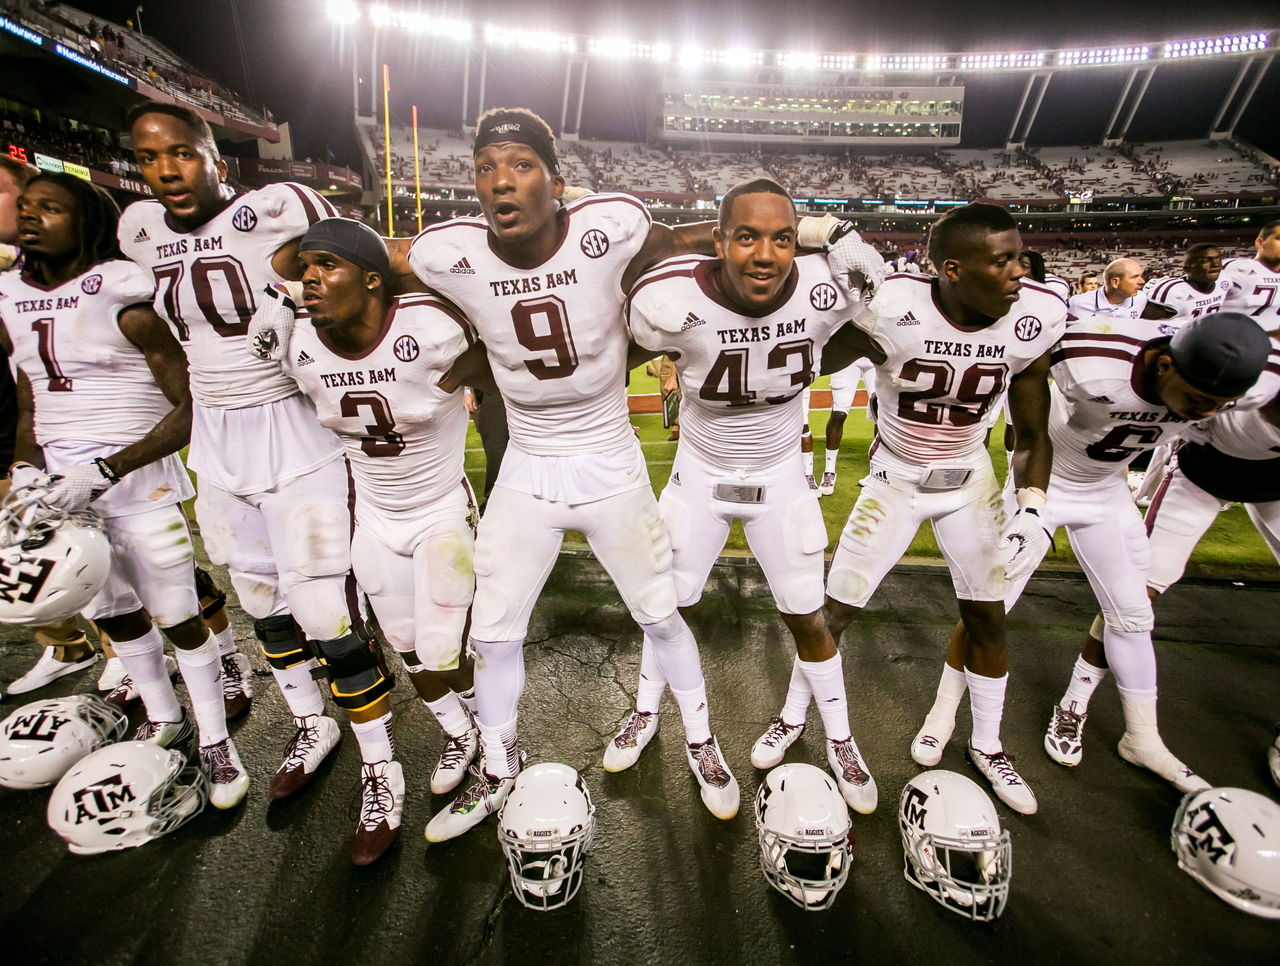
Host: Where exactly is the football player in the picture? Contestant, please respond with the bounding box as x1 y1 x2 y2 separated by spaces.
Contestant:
1067 258 1147 320
1019 250 1072 303
262 217 483 862
0 173 247 807
1142 245 1228 323
1219 219 1280 331
624 178 882 811
818 357 876 496
119 102 369 803
825 203 1067 815
962 312 1276 792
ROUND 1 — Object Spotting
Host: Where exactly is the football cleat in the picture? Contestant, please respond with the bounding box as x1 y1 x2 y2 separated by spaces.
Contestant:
269 714 341 800
966 745 1038 815
97 656 126 693
431 724 480 795
134 710 195 750
911 713 956 767
818 471 837 497
685 735 740 820
1117 734 1209 794
805 474 819 492
826 736 878 814
6 647 98 696
200 736 250 809
425 755 523 843
104 655 178 711
351 760 405 865
603 710 660 772
751 716 806 769
220 652 254 721
1044 702 1087 766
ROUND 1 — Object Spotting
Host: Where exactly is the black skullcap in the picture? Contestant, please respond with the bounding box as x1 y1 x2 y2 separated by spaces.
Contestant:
473 111 559 174
1168 311 1272 398
299 218 389 277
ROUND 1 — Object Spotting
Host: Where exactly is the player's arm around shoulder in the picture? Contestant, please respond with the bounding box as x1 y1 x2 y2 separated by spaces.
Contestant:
1006 348 1053 493
110 301 193 478
624 258 690 369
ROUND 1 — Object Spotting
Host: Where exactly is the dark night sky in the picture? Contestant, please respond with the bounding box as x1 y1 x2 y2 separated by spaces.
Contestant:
68 1 1280 165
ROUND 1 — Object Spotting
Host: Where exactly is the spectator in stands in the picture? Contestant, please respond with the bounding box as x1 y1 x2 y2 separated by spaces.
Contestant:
1068 258 1147 319
1077 272 1101 293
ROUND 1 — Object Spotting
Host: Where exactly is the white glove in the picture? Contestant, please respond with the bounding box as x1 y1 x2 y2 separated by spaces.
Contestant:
8 462 48 492
43 462 116 512
828 232 888 306
1001 507 1053 582
247 282 304 362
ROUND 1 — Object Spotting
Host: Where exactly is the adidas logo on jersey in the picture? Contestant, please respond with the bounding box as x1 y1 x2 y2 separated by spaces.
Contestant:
1088 395 1114 404
296 350 315 367
450 257 475 275
682 312 706 331
133 227 149 243
896 311 920 326
873 469 889 484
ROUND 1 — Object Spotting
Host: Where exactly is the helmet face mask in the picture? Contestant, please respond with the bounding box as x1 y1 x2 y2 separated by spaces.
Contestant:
755 763 854 911
1172 787 1280 919
47 741 209 855
497 763 595 911
899 770 1012 922
0 695 128 790
0 494 111 626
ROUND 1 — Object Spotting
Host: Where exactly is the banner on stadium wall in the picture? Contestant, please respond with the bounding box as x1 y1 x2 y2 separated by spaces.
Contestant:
33 153 63 173
236 158 363 192
63 162 91 181
661 81 964 117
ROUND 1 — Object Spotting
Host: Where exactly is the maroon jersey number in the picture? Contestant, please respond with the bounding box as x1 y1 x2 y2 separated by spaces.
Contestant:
30 318 72 392
152 262 190 341
151 256 254 339
340 391 406 457
512 296 579 380
897 359 1007 426
699 339 817 407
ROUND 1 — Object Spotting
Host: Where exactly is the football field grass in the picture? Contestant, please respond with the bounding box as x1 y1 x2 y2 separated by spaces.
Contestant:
460 367 1280 580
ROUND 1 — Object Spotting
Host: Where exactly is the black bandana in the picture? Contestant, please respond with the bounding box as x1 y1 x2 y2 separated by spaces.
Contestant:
473 112 559 175
299 217 389 277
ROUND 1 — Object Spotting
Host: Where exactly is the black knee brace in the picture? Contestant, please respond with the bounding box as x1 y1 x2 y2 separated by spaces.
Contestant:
255 615 313 669
194 566 228 621
310 627 394 712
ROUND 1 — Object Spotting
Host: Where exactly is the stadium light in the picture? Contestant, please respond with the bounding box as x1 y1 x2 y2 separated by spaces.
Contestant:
484 25 576 53
1164 32 1269 59
959 52 1048 70
1056 45 1150 66
327 0 359 24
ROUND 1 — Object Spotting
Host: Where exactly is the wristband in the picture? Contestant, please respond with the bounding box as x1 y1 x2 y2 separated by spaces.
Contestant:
1015 486 1047 511
93 458 120 485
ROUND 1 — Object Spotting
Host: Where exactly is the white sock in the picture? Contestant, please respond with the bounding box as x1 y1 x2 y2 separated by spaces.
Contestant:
211 625 236 659
670 684 712 744
635 637 667 715
799 654 851 741
802 449 815 476
424 690 472 738
1103 626 1158 694
271 661 327 718
824 448 839 474
780 657 812 726
925 663 968 721
350 711 395 764
473 639 525 778
966 669 1008 755
1062 655 1108 712
113 628 182 723
479 718 520 780
641 613 704 692
173 632 228 745
458 688 477 716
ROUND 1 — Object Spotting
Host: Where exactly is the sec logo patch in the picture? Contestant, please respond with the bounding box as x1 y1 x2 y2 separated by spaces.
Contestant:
1014 316 1042 341
810 282 837 310
393 335 420 362
232 206 258 232
580 229 609 258
80 274 103 294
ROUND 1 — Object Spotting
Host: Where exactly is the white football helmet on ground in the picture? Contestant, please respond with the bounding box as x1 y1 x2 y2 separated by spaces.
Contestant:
0 491 111 625
0 695 127 789
1172 787 1280 919
47 740 208 855
755 762 854 910
496 762 595 910
899 770 1012 921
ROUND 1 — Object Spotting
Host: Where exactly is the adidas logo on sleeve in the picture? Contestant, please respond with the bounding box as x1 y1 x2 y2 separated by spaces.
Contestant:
296 350 315 366
681 311 706 331
450 257 475 275
896 311 920 326
133 227 150 243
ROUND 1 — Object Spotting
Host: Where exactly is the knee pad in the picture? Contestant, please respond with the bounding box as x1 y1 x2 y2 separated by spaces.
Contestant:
287 502 352 579
642 612 688 646
1102 599 1154 634
231 571 283 620
194 566 227 620
255 615 314 669
311 627 394 713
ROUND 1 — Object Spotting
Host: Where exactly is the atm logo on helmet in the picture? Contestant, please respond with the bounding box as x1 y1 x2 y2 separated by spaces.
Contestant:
6 711 70 742
72 773 137 824
902 785 929 828
0 556 56 604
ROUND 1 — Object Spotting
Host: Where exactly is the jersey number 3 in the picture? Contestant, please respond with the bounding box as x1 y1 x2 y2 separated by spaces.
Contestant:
340 391 405 457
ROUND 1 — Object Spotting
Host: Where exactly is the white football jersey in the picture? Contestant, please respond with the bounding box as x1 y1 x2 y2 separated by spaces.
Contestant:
1047 319 1280 483
1219 256 1280 330
408 193 651 456
118 182 338 409
1189 406 1280 462
1042 273 1072 303
0 261 171 446
1142 276 1229 323
628 252 852 470
856 275 1065 466
1066 288 1148 320
282 294 472 514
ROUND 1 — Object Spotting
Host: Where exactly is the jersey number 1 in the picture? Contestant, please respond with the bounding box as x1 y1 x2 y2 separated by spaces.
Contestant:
31 318 72 392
